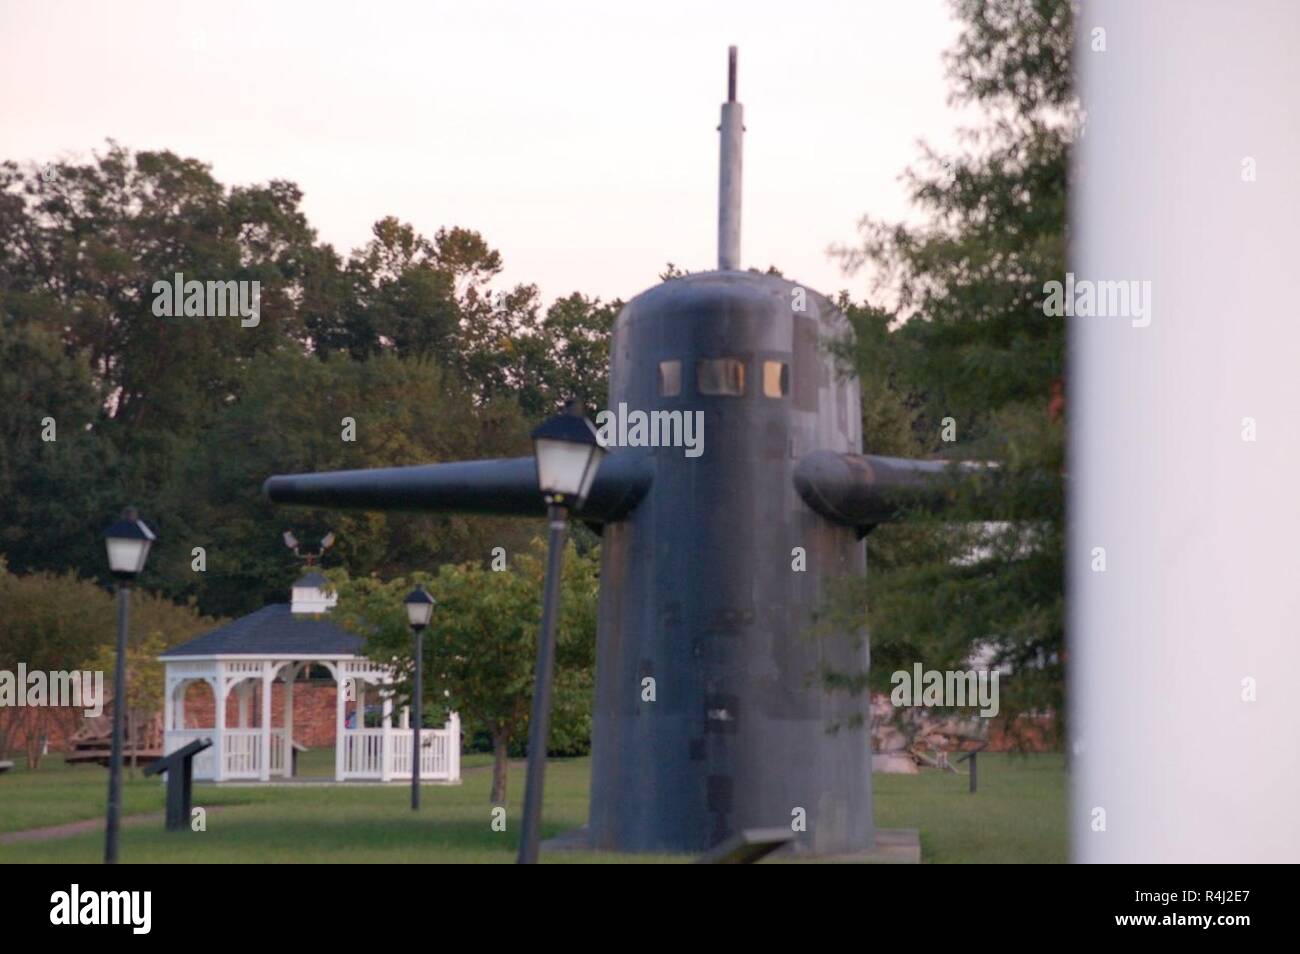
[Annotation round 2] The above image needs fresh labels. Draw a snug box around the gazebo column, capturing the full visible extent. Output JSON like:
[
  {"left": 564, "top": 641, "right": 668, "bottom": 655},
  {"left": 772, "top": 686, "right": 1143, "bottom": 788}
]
[
  {"left": 334, "top": 668, "right": 346, "bottom": 782},
  {"left": 213, "top": 664, "right": 227, "bottom": 782},
  {"left": 380, "top": 687, "right": 393, "bottom": 782},
  {"left": 282, "top": 664, "right": 296, "bottom": 778},
  {"left": 448, "top": 711, "right": 461, "bottom": 782},
  {"left": 174, "top": 681, "right": 187, "bottom": 730},
  {"left": 259, "top": 662, "right": 272, "bottom": 781},
  {"left": 163, "top": 679, "right": 175, "bottom": 736}
]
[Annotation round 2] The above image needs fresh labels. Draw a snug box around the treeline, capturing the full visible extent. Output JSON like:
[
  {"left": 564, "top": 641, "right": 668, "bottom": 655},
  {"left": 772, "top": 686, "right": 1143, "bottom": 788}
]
[
  {"left": 0, "top": 143, "right": 617, "bottom": 619},
  {"left": 1, "top": 0, "right": 1072, "bottom": 752}
]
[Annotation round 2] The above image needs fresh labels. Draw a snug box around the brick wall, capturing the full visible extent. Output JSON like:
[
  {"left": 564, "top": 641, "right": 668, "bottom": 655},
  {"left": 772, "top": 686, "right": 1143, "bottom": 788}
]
[{"left": 180, "top": 680, "right": 341, "bottom": 747}]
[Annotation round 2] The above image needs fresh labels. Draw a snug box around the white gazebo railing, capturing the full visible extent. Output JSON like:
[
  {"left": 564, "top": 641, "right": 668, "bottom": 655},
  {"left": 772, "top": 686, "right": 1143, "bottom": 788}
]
[
  {"left": 343, "top": 730, "right": 385, "bottom": 778},
  {"left": 343, "top": 722, "right": 460, "bottom": 781}
]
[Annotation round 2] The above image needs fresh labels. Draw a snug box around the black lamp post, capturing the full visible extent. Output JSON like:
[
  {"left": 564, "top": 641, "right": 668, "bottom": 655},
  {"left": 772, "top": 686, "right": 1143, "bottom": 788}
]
[
  {"left": 403, "top": 585, "right": 435, "bottom": 811},
  {"left": 102, "top": 508, "right": 155, "bottom": 865},
  {"left": 517, "top": 402, "right": 606, "bottom": 864}
]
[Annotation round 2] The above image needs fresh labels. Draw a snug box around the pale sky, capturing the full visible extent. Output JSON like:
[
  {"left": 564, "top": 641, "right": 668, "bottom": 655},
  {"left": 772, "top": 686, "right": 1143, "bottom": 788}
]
[{"left": 1, "top": 0, "right": 969, "bottom": 305}]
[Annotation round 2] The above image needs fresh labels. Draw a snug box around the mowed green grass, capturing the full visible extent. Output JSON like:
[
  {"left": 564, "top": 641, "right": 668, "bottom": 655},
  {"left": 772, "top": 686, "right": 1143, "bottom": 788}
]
[
  {"left": 0, "top": 751, "right": 1067, "bottom": 863},
  {"left": 875, "top": 753, "right": 1068, "bottom": 863}
]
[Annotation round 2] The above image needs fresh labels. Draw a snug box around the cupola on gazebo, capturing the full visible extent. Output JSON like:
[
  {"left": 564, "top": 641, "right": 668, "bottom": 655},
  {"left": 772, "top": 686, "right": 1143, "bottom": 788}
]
[{"left": 159, "top": 573, "right": 460, "bottom": 783}]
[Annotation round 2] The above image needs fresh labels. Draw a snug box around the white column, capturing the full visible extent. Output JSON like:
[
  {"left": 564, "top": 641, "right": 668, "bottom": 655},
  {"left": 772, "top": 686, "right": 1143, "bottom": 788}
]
[
  {"left": 259, "top": 663, "right": 272, "bottom": 781},
  {"left": 213, "top": 665, "right": 226, "bottom": 782},
  {"left": 175, "top": 680, "right": 186, "bottom": 731},
  {"left": 1071, "top": 0, "right": 1300, "bottom": 862},
  {"left": 334, "top": 667, "right": 346, "bottom": 782},
  {"left": 283, "top": 664, "right": 296, "bottom": 778},
  {"left": 237, "top": 680, "right": 250, "bottom": 728},
  {"left": 380, "top": 684, "right": 393, "bottom": 782},
  {"left": 448, "top": 711, "right": 461, "bottom": 782},
  {"left": 163, "top": 677, "right": 175, "bottom": 736}
]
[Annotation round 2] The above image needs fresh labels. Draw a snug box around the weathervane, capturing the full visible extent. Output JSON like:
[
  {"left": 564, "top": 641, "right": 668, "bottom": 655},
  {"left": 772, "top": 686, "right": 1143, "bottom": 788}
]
[{"left": 282, "top": 529, "right": 335, "bottom": 567}]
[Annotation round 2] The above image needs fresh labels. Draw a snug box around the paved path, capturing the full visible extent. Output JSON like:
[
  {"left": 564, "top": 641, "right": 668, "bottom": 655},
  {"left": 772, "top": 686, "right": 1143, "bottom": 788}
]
[{"left": 1, "top": 807, "right": 226, "bottom": 845}]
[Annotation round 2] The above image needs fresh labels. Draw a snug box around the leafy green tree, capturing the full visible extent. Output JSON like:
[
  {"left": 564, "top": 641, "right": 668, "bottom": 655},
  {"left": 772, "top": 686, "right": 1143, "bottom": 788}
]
[
  {"left": 827, "top": 0, "right": 1073, "bottom": 740},
  {"left": 0, "top": 559, "right": 218, "bottom": 766},
  {"left": 89, "top": 630, "right": 167, "bottom": 774},
  {"left": 1, "top": 139, "right": 614, "bottom": 636},
  {"left": 163, "top": 349, "right": 539, "bottom": 618},
  {"left": 0, "top": 142, "right": 335, "bottom": 589},
  {"left": 3, "top": 143, "right": 317, "bottom": 440},
  {"left": 0, "top": 319, "right": 118, "bottom": 577},
  {"left": 330, "top": 538, "right": 599, "bottom": 805},
  {"left": 511, "top": 292, "right": 619, "bottom": 417}
]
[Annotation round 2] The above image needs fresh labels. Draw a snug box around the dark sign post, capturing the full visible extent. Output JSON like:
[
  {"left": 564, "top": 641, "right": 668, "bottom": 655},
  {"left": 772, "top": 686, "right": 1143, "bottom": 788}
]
[
  {"left": 143, "top": 738, "right": 213, "bottom": 832},
  {"left": 955, "top": 742, "right": 988, "bottom": 795}
]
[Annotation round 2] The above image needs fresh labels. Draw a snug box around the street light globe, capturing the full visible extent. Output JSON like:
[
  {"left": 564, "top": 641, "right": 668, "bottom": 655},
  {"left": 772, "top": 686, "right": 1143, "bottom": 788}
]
[
  {"left": 531, "top": 403, "right": 606, "bottom": 507},
  {"left": 103, "top": 509, "right": 156, "bottom": 580},
  {"left": 404, "top": 585, "right": 436, "bottom": 630}
]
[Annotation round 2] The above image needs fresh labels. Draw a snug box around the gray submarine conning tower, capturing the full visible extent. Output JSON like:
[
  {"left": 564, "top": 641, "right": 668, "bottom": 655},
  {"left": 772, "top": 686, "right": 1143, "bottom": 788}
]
[
  {"left": 263, "top": 47, "right": 963, "bottom": 856},
  {"left": 590, "top": 48, "right": 872, "bottom": 853}
]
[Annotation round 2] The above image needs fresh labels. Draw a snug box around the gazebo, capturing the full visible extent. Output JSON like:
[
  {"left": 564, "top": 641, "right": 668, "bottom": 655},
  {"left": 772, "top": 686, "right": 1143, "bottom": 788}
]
[{"left": 159, "top": 573, "right": 460, "bottom": 783}]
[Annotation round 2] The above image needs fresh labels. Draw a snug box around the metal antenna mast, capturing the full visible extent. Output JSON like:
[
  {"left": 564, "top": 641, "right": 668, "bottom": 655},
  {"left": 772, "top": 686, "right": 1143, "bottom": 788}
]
[{"left": 718, "top": 45, "right": 743, "bottom": 270}]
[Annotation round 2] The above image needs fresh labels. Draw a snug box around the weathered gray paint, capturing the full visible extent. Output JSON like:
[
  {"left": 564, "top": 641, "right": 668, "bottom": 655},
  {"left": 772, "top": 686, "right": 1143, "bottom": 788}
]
[{"left": 588, "top": 271, "right": 872, "bottom": 854}]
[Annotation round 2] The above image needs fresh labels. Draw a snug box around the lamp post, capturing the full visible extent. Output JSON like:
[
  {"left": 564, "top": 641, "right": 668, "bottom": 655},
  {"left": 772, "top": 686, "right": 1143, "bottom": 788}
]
[
  {"left": 517, "top": 402, "right": 606, "bottom": 864},
  {"left": 403, "top": 585, "right": 435, "bottom": 811},
  {"left": 102, "top": 508, "right": 156, "bottom": 864}
]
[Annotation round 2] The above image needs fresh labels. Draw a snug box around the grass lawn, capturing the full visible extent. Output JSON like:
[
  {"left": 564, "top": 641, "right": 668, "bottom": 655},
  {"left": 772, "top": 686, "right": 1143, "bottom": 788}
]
[{"left": 0, "top": 750, "right": 1067, "bottom": 863}]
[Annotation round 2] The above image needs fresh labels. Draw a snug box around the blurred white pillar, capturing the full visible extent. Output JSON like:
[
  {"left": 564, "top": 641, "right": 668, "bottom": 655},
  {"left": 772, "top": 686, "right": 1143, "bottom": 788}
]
[{"left": 1071, "top": 0, "right": 1300, "bottom": 861}]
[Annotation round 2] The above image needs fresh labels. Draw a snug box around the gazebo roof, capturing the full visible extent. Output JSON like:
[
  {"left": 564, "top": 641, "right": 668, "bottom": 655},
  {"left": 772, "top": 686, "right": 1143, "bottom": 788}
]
[{"left": 161, "top": 604, "right": 364, "bottom": 659}]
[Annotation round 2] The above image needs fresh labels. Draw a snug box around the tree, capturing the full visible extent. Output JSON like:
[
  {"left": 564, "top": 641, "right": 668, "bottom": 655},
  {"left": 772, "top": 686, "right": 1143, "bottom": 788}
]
[
  {"left": 0, "top": 142, "right": 332, "bottom": 591},
  {"left": 330, "top": 538, "right": 599, "bottom": 805},
  {"left": 0, "top": 319, "right": 119, "bottom": 578},
  {"left": 0, "top": 559, "right": 218, "bottom": 766},
  {"left": 89, "top": 631, "right": 167, "bottom": 774},
  {"left": 1, "top": 141, "right": 619, "bottom": 622},
  {"left": 827, "top": 0, "right": 1074, "bottom": 740},
  {"left": 511, "top": 292, "right": 620, "bottom": 417},
  {"left": 163, "top": 349, "right": 539, "bottom": 618},
  {"left": 2, "top": 143, "right": 318, "bottom": 442}
]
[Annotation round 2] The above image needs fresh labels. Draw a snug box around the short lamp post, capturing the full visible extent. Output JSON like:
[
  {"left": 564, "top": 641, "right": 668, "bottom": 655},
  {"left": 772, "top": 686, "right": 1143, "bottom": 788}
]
[
  {"left": 517, "top": 402, "right": 606, "bottom": 864},
  {"left": 103, "top": 508, "right": 156, "bottom": 865},
  {"left": 404, "top": 585, "right": 435, "bottom": 812}
]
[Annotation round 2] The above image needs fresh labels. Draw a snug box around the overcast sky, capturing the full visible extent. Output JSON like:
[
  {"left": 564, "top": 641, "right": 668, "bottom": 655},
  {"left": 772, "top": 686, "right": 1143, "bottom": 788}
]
[{"left": 1, "top": 0, "right": 970, "bottom": 305}]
